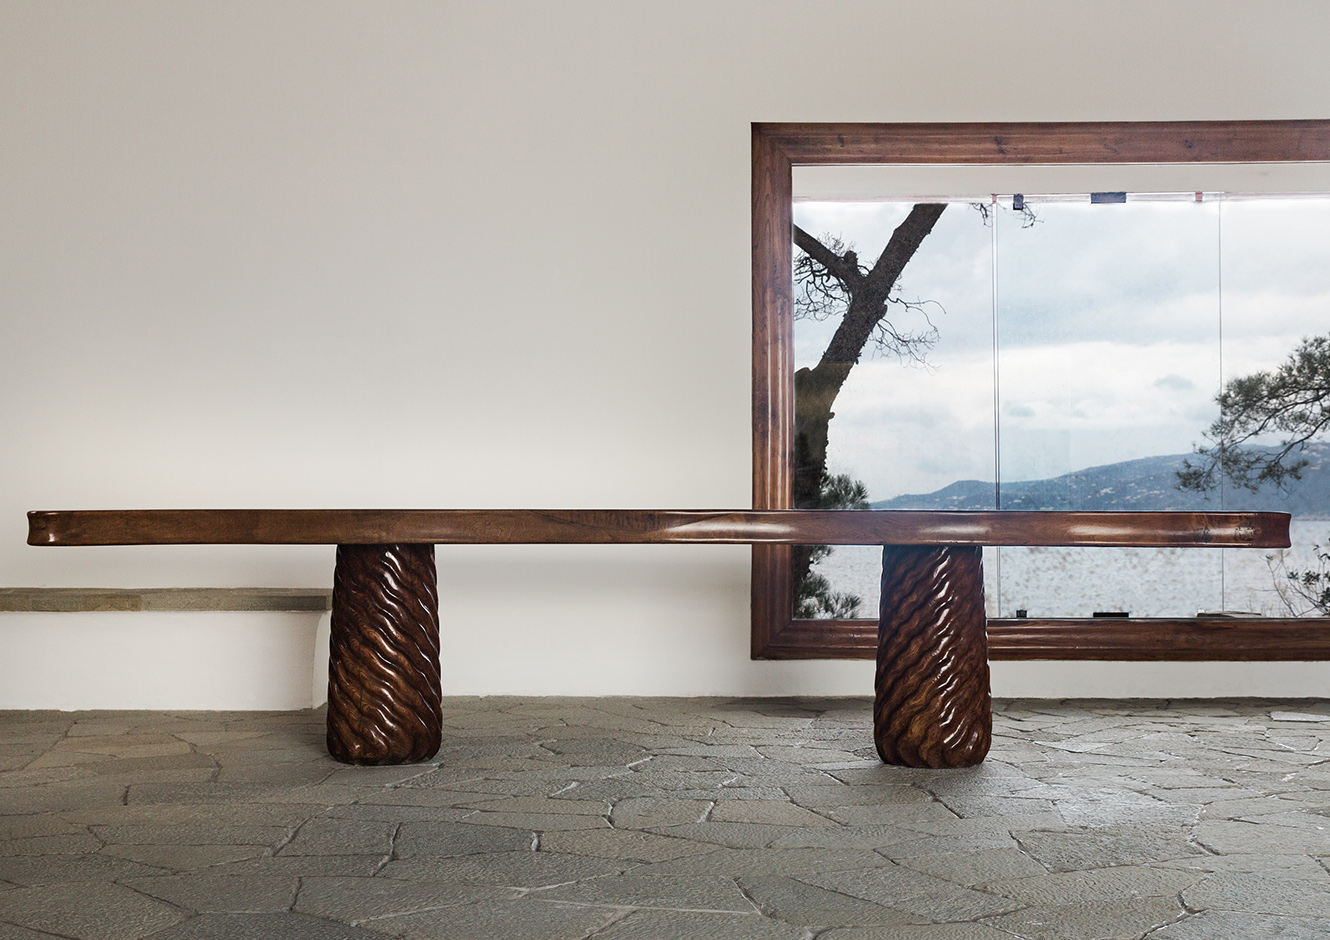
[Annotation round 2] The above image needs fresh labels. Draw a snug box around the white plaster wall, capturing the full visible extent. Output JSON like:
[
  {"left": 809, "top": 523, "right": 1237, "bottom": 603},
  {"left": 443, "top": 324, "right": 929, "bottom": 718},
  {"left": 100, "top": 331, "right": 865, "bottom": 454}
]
[
  {"left": 0, "top": 611, "right": 327, "bottom": 710},
  {"left": 2, "top": 1, "right": 1329, "bottom": 708}
]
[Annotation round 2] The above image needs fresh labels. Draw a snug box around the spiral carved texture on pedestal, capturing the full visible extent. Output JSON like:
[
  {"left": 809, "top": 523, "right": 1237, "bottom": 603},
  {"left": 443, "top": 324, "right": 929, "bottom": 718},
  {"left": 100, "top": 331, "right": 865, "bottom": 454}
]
[
  {"left": 874, "top": 545, "right": 991, "bottom": 768},
  {"left": 327, "top": 544, "right": 442, "bottom": 765}
]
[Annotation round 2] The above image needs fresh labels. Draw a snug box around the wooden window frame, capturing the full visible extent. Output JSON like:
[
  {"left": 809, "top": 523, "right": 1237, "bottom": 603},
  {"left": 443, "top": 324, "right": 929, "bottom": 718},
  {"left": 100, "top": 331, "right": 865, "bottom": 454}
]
[{"left": 751, "top": 120, "right": 1330, "bottom": 661}]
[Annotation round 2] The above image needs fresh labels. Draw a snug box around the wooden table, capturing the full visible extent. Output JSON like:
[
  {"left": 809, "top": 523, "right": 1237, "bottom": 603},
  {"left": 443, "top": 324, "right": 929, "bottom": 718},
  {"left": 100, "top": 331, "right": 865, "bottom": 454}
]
[{"left": 27, "top": 509, "right": 1289, "bottom": 768}]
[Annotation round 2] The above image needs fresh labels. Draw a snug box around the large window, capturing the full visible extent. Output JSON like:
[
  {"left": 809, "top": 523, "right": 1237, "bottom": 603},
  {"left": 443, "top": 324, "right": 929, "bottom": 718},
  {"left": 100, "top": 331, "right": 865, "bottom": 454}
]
[{"left": 751, "top": 122, "right": 1330, "bottom": 660}]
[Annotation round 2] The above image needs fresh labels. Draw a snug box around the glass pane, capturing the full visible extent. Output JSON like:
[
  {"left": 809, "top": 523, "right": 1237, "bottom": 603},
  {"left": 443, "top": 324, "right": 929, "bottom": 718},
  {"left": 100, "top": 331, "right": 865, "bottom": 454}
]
[
  {"left": 993, "top": 198, "right": 1223, "bottom": 617},
  {"left": 1219, "top": 197, "right": 1330, "bottom": 616},
  {"left": 791, "top": 201, "right": 996, "bottom": 617}
]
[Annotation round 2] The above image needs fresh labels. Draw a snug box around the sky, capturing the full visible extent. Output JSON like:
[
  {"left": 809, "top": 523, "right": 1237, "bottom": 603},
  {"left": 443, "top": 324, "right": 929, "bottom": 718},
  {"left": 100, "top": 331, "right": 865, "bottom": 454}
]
[{"left": 792, "top": 194, "right": 1330, "bottom": 502}]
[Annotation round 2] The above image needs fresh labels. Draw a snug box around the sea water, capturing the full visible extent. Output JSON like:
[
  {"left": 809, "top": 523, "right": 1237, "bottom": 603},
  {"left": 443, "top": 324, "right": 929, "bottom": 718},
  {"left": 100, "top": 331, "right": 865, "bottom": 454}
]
[{"left": 813, "top": 518, "right": 1330, "bottom": 619}]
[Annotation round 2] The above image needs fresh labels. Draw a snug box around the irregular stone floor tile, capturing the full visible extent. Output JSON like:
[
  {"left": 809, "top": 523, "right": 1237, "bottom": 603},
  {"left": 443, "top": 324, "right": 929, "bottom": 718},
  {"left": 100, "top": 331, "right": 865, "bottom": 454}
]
[
  {"left": 3, "top": 699, "right": 1330, "bottom": 938},
  {"left": 1147, "top": 910, "right": 1330, "bottom": 939},
  {"left": 124, "top": 873, "right": 299, "bottom": 913},
  {"left": 587, "top": 909, "right": 806, "bottom": 939},
  {"left": 1181, "top": 870, "right": 1330, "bottom": 917},
  {"left": 365, "top": 898, "right": 622, "bottom": 940},
  {"left": 0, "top": 881, "right": 186, "bottom": 940},
  {"left": 531, "top": 872, "right": 755, "bottom": 912},
  {"left": 820, "top": 925, "right": 1022, "bottom": 940},
  {"left": 0, "top": 921, "right": 72, "bottom": 940},
  {"left": 295, "top": 875, "right": 518, "bottom": 922},
  {"left": 980, "top": 894, "right": 1183, "bottom": 940},
  {"left": 138, "top": 913, "right": 395, "bottom": 939}
]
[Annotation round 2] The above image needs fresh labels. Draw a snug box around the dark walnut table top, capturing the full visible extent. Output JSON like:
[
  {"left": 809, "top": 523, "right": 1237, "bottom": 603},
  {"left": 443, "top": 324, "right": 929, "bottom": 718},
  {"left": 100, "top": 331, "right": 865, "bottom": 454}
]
[{"left": 27, "top": 509, "right": 1290, "bottom": 548}]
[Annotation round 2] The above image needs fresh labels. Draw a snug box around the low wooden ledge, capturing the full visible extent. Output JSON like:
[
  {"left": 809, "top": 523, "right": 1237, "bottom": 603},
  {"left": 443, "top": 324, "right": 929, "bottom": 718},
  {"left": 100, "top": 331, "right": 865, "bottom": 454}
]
[
  {"left": 0, "top": 587, "right": 331, "bottom": 613},
  {"left": 27, "top": 509, "right": 1290, "bottom": 548},
  {"left": 759, "top": 616, "right": 1330, "bottom": 662}
]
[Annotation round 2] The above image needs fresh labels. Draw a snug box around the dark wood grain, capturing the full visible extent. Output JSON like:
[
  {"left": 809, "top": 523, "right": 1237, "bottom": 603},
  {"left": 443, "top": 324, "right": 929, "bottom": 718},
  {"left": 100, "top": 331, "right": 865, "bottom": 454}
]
[
  {"left": 751, "top": 123, "right": 797, "bottom": 660},
  {"left": 326, "top": 544, "right": 441, "bottom": 765},
  {"left": 751, "top": 617, "right": 1330, "bottom": 662},
  {"left": 752, "top": 619, "right": 881, "bottom": 659},
  {"left": 750, "top": 119, "right": 1330, "bottom": 660},
  {"left": 875, "top": 546, "right": 991, "bottom": 767},
  {"left": 26, "top": 509, "right": 1289, "bottom": 548},
  {"left": 758, "top": 120, "right": 1330, "bottom": 165},
  {"left": 752, "top": 124, "right": 794, "bottom": 512},
  {"left": 988, "top": 617, "right": 1330, "bottom": 661}
]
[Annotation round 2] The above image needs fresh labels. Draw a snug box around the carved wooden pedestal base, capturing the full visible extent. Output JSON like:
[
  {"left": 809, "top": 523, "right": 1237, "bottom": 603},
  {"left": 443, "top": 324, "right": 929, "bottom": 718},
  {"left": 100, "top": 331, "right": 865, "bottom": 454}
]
[
  {"left": 875, "top": 545, "right": 991, "bottom": 768},
  {"left": 326, "top": 544, "right": 442, "bottom": 765}
]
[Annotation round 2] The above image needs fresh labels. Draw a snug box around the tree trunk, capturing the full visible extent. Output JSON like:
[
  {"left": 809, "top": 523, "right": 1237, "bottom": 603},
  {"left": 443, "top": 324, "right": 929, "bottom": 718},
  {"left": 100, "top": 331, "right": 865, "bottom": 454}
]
[{"left": 791, "top": 203, "right": 947, "bottom": 602}]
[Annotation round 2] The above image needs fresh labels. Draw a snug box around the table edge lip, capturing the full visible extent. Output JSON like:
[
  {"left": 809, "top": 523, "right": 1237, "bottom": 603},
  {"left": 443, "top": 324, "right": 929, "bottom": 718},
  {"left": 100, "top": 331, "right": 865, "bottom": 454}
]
[{"left": 26, "top": 508, "right": 1293, "bottom": 549}]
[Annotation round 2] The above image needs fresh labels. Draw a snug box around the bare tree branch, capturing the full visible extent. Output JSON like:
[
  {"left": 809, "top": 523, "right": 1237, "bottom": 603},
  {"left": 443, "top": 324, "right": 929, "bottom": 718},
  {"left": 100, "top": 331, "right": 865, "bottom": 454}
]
[
  {"left": 818, "top": 204, "right": 947, "bottom": 369},
  {"left": 788, "top": 205, "right": 947, "bottom": 605},
  {"left": 793, "top": 225, "right": 863, "bottom": 288},
  {"left": 793, "top": 231, "right": 855, "bottom": 323}
]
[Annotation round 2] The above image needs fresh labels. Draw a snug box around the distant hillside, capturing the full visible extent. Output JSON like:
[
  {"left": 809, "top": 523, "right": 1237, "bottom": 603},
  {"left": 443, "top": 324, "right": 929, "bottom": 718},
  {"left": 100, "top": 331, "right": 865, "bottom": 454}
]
[{"left": 870, "top": 443, "right": 1330, "bottom": 518}]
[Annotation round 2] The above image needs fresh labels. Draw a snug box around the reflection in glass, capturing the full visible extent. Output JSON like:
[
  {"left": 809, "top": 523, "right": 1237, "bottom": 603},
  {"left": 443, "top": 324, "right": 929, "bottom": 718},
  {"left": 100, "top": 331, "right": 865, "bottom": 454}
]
[
  {"left": 1218, "top": 199, "right": 1330, "bottom": 616},
  {"left": 791, "top": 191, "right": 1330, "bottom": 620},
  {"left": 994, "top": 199, "right": 1222, "bottom": 617},
  {"left": 791, "top": 200, "right": 995, "bottom": 616}
]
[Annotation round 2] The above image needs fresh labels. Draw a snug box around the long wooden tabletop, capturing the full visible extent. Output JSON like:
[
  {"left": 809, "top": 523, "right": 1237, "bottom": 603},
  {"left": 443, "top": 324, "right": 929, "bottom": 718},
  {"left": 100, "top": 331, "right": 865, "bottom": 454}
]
[{"left": 27, "top": 509, "right": 1290, "bottom": 548}]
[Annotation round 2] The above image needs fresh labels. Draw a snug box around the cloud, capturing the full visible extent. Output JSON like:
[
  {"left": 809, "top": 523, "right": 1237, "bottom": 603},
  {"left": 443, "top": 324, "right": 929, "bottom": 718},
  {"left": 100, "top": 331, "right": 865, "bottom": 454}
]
[
  {"left": 793, "top": 195, "right": 1330, "bottom": 498},
  {"left": 1154, "top": 374, "right": 1196, "bottom": 392},
  {"left": 822, "top": 339, "right": 1223, "bottom": 498},
  {"left": 795, "top": 197, "right": 1330, "bottom": 359}
]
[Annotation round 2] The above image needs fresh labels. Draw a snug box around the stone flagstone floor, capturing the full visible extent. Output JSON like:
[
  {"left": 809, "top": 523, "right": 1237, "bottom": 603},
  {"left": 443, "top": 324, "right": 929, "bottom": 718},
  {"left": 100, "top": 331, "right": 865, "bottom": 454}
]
[{"left": 4, "top": 698, "right": 1330, "bottom": 939}]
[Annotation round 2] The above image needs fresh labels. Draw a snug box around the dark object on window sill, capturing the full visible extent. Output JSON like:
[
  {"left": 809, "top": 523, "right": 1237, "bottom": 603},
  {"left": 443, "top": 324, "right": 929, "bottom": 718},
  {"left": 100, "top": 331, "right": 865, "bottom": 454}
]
[
  {"left": 1015, "top": 609, "right": 1028, "bottom": 619},
  {"left": 1093, "top": 611, "right": 1130, "bottom": 618}
]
